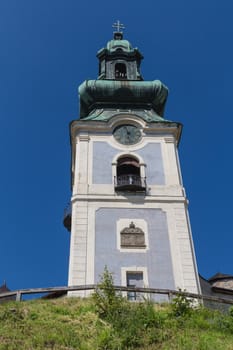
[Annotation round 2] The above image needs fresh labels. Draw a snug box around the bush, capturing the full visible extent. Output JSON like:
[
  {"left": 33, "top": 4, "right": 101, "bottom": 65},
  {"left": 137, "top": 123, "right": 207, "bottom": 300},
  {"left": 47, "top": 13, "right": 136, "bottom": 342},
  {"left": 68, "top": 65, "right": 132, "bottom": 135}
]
[
  {"left": 92, "top": 267, "right": 169, "bottom": 348},
  {"left": 92, "top": 266, "right": 124, "bottom": 321},
  {"left": 171, "top": 289, "right": 193, "bottom": 317}
]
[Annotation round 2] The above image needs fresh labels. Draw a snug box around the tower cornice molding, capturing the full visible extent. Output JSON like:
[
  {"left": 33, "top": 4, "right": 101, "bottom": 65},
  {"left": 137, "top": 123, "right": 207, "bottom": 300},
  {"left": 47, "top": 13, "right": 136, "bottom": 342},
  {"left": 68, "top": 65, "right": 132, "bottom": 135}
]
[
  {"left": 164, "top": 136, "right": 176, "bottom": 143},
  {"left": 70, "top": 117, "right": 182, "bottom": 143},
  {"left": 71, "top": 194, "right": 189, "bottom": 204},
  {"left": 71, "top": 118, "right": 181, "bottom": 128},
  {"left": 78, "top": 133, "right": 90, "bottom": 142}
]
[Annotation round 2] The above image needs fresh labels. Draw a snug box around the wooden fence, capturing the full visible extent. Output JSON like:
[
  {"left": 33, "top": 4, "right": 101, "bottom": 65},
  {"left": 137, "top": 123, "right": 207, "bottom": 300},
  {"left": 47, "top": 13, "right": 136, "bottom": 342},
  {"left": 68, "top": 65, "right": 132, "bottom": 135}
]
[{"left": 0, "top": 285, "right": 233, "bottom": 307}]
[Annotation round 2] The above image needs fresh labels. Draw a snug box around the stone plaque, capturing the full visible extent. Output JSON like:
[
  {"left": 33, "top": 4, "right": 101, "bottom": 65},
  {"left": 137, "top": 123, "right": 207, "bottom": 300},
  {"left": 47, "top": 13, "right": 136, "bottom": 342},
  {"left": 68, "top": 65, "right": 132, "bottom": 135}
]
[{"left": 120, "top": 222, "right": 146, "bottom": 248}]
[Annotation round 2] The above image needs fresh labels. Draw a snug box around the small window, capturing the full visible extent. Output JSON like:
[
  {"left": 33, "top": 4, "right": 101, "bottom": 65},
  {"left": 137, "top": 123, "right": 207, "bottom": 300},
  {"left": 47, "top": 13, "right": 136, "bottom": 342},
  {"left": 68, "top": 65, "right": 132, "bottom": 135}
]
[
  {"left": 115, "top": 63, "right": 127, "bottom": 79},
  {"left": 120, "top": 222, "right": 146, "bottom": 249},
  {"left": 127, "top": 272, "right": 143, "bottom": 301}
]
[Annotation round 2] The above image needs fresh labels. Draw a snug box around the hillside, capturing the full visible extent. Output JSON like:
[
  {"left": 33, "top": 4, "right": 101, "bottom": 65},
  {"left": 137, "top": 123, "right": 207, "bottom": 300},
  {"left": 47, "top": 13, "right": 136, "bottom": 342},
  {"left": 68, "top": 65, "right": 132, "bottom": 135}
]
[{"left": 0, "top": 295, "right": 233, "bottom": 350}]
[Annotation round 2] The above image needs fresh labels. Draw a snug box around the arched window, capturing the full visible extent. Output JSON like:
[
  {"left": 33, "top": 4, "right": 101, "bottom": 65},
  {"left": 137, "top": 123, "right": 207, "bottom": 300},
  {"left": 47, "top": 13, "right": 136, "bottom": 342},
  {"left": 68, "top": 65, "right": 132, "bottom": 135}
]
[
  {"left": 115, "top": 63, "right": 127, "bottom": 79},
  {"left": 114, "top": 156, "right": 146, "bottom": 192},
  {"left": 117, "top": 156, "right": 140, "bottom": 177}
]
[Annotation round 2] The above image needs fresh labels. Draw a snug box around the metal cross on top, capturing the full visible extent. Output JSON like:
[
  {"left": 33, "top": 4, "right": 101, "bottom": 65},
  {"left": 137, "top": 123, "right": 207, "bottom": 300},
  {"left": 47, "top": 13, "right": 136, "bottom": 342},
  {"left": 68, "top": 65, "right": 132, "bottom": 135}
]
[{"left": 112, "top": 20, "right": 125, "bottom": 33}]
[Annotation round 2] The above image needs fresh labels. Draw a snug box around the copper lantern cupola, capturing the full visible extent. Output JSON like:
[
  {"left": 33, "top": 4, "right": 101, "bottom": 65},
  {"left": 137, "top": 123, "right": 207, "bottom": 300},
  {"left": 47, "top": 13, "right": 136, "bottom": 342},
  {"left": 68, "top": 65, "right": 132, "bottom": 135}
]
[{"left": 96, "top": 30, "right": 144, "bottom": 81}]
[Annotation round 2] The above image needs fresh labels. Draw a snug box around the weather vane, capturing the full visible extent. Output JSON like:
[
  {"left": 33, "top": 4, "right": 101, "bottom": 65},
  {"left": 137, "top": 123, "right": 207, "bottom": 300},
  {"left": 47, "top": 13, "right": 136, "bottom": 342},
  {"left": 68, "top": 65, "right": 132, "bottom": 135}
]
[{"left": 112, "top": 20, "right": 125, "bottom": 33}]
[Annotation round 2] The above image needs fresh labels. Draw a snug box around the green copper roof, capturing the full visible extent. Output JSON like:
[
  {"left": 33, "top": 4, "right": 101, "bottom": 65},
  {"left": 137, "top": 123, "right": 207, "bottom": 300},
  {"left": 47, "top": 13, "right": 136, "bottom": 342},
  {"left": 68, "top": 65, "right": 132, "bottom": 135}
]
[
  {"left": 79, "top": 80, "right": 168, "bottom": 119},
  {"left": 78, "top": 31, "right": 170, "bottom": 124},
  {"left": 106, "top": 39, "right": 133, "bottom": 53}
]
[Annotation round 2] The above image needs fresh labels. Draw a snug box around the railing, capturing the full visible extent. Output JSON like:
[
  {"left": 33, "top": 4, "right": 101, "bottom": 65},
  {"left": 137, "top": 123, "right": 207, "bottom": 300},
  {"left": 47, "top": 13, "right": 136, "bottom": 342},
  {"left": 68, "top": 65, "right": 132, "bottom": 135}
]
[
  {"left": 1, "top": 285, "right": 233, "bottom": 310},
  {"left": 63, "top": 204, "right": 71, "bottom": 231},
  {"left": 114, "top": 175, "right": 146, "bottom": 192}
]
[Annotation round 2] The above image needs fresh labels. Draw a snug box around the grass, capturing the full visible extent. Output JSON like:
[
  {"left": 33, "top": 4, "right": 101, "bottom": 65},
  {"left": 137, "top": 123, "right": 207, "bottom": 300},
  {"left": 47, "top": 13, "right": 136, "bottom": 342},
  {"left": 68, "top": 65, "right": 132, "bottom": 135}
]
[
  {"left": 0, "top": 296, "right": 233, "bottom": 349},
  {"left": 0, "top": 270, "right": 233, "bottom": 350}
]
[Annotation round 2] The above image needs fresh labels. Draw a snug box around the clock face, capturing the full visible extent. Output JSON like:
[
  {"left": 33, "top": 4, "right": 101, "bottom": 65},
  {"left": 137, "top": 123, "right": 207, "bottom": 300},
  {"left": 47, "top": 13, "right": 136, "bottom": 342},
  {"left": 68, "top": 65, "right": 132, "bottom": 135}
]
[{"left": 113, "top": 125, "right": 142, "bottom": 145}]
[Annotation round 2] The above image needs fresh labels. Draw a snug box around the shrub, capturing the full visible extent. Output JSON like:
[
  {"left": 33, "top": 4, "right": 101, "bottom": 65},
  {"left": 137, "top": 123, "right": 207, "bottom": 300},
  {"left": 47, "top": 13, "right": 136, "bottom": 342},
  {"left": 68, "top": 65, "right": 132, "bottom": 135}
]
[
  {"left": 92, "top": 266, "right": 124, "bottom": 321},
  {"left": 92, "top": 267, "right": 169, "bottom": 348},
  {"left": 171, "top": 289, "right": 193, "bottom": 317}
]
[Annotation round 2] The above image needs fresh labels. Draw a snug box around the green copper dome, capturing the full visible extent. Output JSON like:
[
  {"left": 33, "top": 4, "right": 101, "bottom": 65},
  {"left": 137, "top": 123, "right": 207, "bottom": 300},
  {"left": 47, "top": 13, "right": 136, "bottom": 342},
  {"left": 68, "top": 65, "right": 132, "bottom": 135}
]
[
  {"left": 106, "top": 39, "right": 133, "bottom": 53},
  {"left": 79, "top": 80, "right": 168, "bottom": 119},
  {"left": 78, "top": 29, "right": 170, "bottom": 123}
]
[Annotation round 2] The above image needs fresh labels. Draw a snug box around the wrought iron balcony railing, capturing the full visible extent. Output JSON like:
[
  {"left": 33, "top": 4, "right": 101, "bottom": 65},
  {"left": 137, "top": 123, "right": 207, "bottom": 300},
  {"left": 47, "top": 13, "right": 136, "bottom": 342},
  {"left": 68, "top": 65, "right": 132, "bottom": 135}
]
[
  {"left": 63, "top": 204, "right": 71, "bottom": 232},
  {"left": 114, "top": 175, "right": 146, "bottom": 192}
]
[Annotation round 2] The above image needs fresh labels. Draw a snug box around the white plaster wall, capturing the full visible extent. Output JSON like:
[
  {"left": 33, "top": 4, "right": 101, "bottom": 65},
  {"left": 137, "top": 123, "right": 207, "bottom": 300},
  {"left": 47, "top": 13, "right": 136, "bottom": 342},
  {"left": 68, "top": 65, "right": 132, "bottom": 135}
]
[
  {"left": 71, "top": 117, "right": 184, "bottom": 199},
  {"left": 68, "top": 117, "right": 200, "bottom": 297},
  {"left": 68, "top": 198, "right": 200, "bottom": 296}
]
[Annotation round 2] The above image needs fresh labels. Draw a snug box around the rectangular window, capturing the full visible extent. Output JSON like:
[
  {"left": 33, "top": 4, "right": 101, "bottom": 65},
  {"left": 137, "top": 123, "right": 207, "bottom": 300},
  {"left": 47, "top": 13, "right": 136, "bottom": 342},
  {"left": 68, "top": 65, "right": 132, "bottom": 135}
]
[{"left": 126, "top": 272, "right": 143, "bottom": 301}]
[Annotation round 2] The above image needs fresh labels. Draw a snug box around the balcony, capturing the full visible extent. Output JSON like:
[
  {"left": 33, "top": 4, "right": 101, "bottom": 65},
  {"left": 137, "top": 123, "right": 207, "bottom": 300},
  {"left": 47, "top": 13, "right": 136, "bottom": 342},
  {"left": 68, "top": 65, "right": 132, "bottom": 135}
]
[
  {"left": 63, "top": 204, "right": 71, "bottom": 232},
  {"left": 114, "top": 175, "right": 146, "bottom": 192}
]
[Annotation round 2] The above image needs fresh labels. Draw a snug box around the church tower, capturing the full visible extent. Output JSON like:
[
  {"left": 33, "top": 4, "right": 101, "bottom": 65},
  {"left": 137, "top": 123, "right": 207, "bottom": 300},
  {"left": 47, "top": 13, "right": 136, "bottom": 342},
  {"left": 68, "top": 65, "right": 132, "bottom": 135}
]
[{"left": 64, "top": 23, "right": 201, "bottom": 298}]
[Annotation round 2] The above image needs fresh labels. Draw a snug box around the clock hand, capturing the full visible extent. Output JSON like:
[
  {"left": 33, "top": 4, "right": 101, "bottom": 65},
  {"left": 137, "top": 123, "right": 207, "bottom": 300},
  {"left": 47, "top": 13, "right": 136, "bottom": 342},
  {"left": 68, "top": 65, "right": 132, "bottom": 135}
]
[{"left": 124, "top": 126, "right": 129, "bottom": 134}]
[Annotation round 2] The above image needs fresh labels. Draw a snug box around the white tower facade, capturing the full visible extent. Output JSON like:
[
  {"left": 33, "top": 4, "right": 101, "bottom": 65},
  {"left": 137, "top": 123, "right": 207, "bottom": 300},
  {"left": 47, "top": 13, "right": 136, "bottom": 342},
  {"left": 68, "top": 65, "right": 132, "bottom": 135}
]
[{"left": 65, "top": 29, "right": 201, "bottom": 298}]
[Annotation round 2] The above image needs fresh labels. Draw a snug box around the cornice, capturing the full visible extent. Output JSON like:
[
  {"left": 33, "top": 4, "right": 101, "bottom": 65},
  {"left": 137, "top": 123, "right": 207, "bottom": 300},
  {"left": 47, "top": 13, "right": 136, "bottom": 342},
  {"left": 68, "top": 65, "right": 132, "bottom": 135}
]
[
  {"left": 71, "top": 194, "right": 188, "bottom": 205},
  {"left": 70, "top": 116, "right": 182, "bottom": 143}
]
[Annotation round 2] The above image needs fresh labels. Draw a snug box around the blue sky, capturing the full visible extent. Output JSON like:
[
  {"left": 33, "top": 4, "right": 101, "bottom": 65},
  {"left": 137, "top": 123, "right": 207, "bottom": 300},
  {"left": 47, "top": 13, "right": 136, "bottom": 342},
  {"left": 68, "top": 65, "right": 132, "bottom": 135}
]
[{"left": 0, "top": 0, "right": 232, "bottom": 291}]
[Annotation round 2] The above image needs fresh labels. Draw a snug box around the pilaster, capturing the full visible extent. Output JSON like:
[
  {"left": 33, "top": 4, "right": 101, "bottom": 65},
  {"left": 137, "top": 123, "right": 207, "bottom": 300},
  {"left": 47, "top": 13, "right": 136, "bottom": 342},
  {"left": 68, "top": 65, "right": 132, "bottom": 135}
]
[
  {"left": 68, "top": 200, "right": 88, "bottom": 297},
  {"left": 75, "top": 133, "right": 90, "bottom": 195}
]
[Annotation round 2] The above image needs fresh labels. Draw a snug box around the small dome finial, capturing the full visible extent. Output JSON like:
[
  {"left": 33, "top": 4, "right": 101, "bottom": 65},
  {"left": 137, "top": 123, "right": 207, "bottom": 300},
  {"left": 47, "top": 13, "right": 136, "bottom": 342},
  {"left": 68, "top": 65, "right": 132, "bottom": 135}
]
[{"left": 112, "top": 20, "right": 125, "bottom": 40}]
